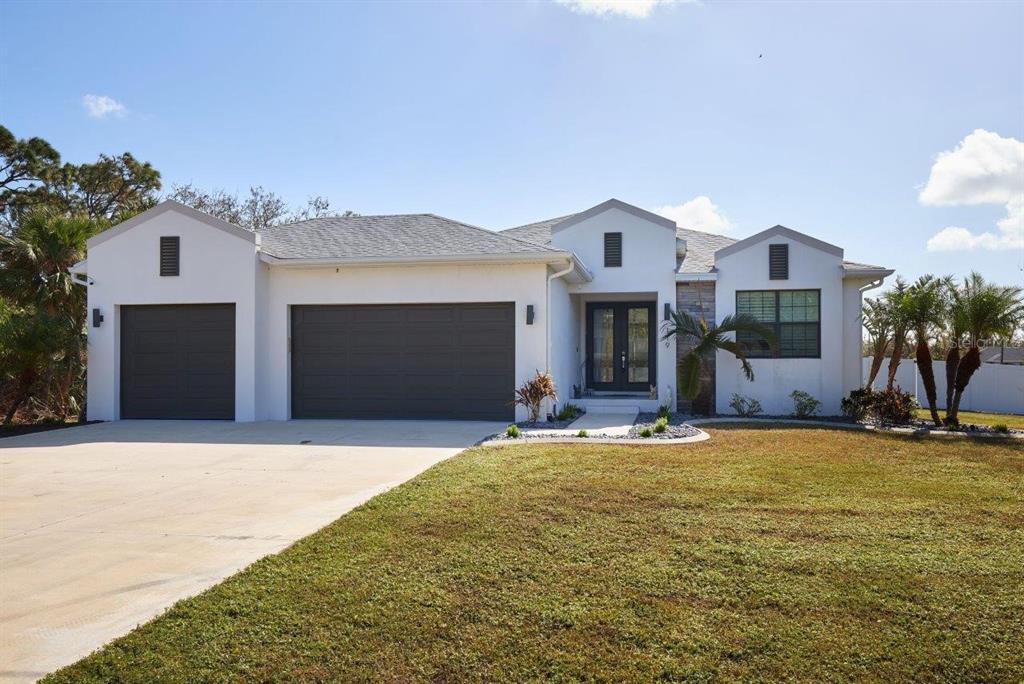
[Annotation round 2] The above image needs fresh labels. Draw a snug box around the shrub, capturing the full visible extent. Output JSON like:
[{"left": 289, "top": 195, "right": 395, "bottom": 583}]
[
  {"left": 656, "top": 404, "right": 671, "bottom": 420},
  {"left": 556, "top": 403, "right": 583, "bottom": 421},
  {"left": 653, "top": 416, "right": 668, "bottom": 433},
  {"left": 993, "top": 423, "right": 1009, "bottom": 434},
  {"left": 576, "top": 429, "right": 588, "bottom": 438},
  {"left": 790, "top": 390, "right": 821, "bottom": 418},
  {"left": 843, "top": 387, "right": 916, "bottom": 425},
  {"left": 871, "top": 386, "right": 917, "bottom": 424},
  {"left": 841, "top": 388, "right": 874, "bottom": 421},
  {"left": 513, "top": 371, "right": 557, "bottom": 423},
  {"left": 639, "top": 426, "right": 654, "bottom": 438},
  {"left": 506, "top": 424, "right": 521, "bottom": 438},
  {"left": 729, "top": 393, "right": 763, "bottom": 417}
]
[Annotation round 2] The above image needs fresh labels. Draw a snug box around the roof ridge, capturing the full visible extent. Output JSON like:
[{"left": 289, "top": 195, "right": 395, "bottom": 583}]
[
  {"left": 425, "top": 213, "right": 562, "bottom": 253},
  {"left": 265, "top": 212, "right": 437, "bottom": 230}
]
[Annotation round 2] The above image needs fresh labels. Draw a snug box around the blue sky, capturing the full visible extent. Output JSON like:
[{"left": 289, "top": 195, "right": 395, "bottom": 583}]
[{"left": 2, "top": 0, "right": 1022, "bottom": 286}]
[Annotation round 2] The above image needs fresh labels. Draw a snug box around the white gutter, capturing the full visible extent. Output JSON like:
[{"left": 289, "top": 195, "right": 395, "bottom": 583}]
[
  {"left": 259, "top": 251, "right": 576, "bottom": 268},
  {"left": 546, "top": 258, "right": 575, "bottom": 374},
  {"left": 843, "top": 267, "right": 895, "bottom": 279}
]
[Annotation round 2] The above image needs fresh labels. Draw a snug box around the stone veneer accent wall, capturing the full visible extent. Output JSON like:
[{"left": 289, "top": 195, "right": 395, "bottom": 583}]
[{"left": 675, "top": 281, "right": 716, "bottom": 414}]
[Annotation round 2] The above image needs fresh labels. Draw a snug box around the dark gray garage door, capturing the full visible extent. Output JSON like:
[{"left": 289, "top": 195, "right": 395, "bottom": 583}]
[
  {"left": 121, "top": 304, "right": 235, "bottom": 419},
  {"left": 291, "top": 303, "right": 514, "bottom": 420}
]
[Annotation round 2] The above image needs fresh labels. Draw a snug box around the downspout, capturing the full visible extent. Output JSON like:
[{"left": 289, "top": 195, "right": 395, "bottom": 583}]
[
  {"left": 546, "top": 258, "right": 575, "bottom": 373},
  {"left": 545, "top": 259, "right": 576, "bottom": 418}
]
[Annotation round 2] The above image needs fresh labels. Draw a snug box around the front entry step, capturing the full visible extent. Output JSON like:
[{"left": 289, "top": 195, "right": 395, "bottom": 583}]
[{"left": 577, "top": 397, "right": 660, "bottom": 413}]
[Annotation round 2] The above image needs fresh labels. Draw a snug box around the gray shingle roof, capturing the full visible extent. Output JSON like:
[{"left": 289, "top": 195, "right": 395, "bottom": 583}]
[
  {"left": 259, "top": 214, "right": 560, "bottom": 260},
  {"left": 842, "top": 260, "right": 889, "bottom": 271},
  {"left": 501, "top": 215, "right": 737, "bottom": 273}
]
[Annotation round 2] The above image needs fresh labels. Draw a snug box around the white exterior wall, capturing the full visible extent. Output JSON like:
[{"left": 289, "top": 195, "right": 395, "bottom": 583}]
[
  {"left": 261, "top": 262, "right": 549, "bottom": 421},
  {"left": 715, "top": 237, "right": 846, "bottom": 415},
  {"left": 552, "top": 207, "right": 678, "bottom": 407},
  {"left": 85, "top": 211, "right": 261, "bottom": 421}
]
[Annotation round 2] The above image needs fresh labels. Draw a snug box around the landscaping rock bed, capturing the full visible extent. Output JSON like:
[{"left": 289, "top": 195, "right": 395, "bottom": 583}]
[
  {"left": 866, "top": 418, "right": 1023, "bottom": 436},
  {"left": 629, "top": 412, "right": 703, "bottom": 439}
]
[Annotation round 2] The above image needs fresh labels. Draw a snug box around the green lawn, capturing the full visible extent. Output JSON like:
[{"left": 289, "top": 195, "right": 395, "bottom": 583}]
[
  {"left": 47, "top": 429, "right": 1023, "bottom": 683},
  {"left": 914, "top": 408, "right": 1024, "bottom": 430}
]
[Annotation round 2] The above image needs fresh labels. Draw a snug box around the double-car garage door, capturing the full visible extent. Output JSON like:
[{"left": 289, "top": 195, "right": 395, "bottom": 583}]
[
  {"left": 291, "top": 303, "right": 515, "bottom": 421},
  {"left": 119, "top": 302, "right": 514, "bottom": 421}
]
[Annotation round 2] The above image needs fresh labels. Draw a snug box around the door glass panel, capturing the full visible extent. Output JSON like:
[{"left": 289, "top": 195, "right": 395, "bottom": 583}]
[
  {"left": 627, "top": 307, "right": 649, "bottom": 383},
  {"left": 592, "top": 308, "right": 615, "bottom": 383}
]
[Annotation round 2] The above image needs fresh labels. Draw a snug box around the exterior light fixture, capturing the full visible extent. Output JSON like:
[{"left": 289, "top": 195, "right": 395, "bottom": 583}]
[
  {"left": 92, "top": 308, "right": 104, "bottom": 328},
  {"left": 526, "top": 305, "right": 535, "bottom": 325}
]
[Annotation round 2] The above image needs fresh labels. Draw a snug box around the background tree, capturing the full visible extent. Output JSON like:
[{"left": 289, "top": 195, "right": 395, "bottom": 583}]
[
  {"left": 945, "top": 273, "right": 1023, "bottom": 425},
  {"left": 167, "top": 183, "right": 355, "bottom": 230},
  {"left": 862, "top": 296, "right": 891, "bottom": 387},
  {"left": 662, "top": 308, "right": 776, "bottom": 415},
  {"left": 0, "top": 125, "right": 62, "bottom": 233},
  {"left": 1, "top": 126, "right": 161, "bottom": 230}
]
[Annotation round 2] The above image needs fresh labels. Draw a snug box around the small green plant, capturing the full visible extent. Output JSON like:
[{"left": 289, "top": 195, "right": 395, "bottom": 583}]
[
  {"left": 656, "top": 404, "right": 671, "bottom": 420},
  {"left": 576, "top": 429, "right": 588, "bottom": 438},
  {"left": 639, "top": 426, "right": 654, "bottom": 438},
  {"left": 790, "top": 390, "right": 821, "bottom": 418},
  {"left": 993, "top": 423, "right": 1009, "bottom": 434},
  {"left": 556, "top": 403, "right": 583, "bottom": 421},
  {"left": 729, "top": 393, "right": 763, "bottom": 417},
  {"left": 653, "top": 416, "right": 668, "bottom": 433},
  {"left": 506, "top": 424, "right": 521, "bottom": 438}
]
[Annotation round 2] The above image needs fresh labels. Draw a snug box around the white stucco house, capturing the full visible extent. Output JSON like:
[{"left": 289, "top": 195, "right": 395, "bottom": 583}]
[{"left": 75, "top": 198, "right": 891, "bottom": 422}]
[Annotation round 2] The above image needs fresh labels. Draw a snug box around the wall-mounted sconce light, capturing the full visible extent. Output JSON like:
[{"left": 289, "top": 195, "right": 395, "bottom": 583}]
[
  {"left": 92, "top": 308, "right": 104, "bottom": 328},
  {"left": 526, "top": 305, "right": 535, "bottom": 325},
  {"left": 664, "top": 303, "right": 671, "bottom": 321}
]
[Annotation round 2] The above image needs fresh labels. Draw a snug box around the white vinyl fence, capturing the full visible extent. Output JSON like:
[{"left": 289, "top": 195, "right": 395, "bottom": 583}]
[{"left": 863, "top": 358, "right": 1024, "bottom": 415}]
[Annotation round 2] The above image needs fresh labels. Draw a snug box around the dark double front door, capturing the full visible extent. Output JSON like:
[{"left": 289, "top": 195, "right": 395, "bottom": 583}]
[{"left": 586, "top": 302, "right": 656, "bottom": 392}]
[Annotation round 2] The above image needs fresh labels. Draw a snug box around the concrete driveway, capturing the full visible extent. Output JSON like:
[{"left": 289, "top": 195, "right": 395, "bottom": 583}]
[{"left": 0, "top": 419, "right": 501, "bottom": 682}]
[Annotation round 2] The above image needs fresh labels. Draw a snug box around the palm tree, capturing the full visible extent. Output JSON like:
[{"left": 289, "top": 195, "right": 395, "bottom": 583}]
[
  {"left": 662, "top": 309, "right": 776, "bottom": 415},
  {"left": 897, "top": 275, "right": 949, "bottom": 427},
  {"left": 945, "top": 272, "right": 1024, "bottom": 425},
  {"left": 862, "top": 296, "right": 891, "bottom": 388},
  {"left": 0, "top": 211, "right": 104, "bottom": 421},
  {"left": 884, "top": 277, "right": 912, "bottom": 390}
]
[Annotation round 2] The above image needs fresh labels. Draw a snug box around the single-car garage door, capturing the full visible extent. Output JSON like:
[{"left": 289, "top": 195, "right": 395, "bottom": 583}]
[
  {"left": 121, "top": 304, "right": 235, "bottom": 419},
  {"left": 291, "top": 303, "right": 514, "bottom": 420}
]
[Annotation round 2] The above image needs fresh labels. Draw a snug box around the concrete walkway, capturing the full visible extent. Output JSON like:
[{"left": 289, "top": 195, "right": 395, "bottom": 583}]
[
  {"left": 0, "top": 419, "right": 501, "bottom": 683},
  {"left": 564, "top": 410, "right": 639, "bottom": 437}
]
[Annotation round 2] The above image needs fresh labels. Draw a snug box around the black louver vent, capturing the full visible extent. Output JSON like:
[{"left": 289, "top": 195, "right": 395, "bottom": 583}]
[
  {"left": 769, "top": 243, "right": 788, "bottom": 280},
  {"left": 160, "top": 236, "right": 180, "bottom": 276},
  {"left": 604, "top": 232, "right": 622, "bottom": 267}
]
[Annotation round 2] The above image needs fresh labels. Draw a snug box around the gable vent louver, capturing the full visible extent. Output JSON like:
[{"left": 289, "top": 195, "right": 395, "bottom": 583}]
[
  {"left": 604, "top": 232, "right": 622, "bottom": 267},
  {"left": 769, "top": 243, "right": 788, "bottom": 280},
  {"left": 160, "top": 236, "right": 180, "bottom": 276}
]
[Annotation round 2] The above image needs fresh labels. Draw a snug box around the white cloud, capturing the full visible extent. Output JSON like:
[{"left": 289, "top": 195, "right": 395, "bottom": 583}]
[
  {"left": 554, "top": 0, "right": 683, "bottom": 19},
  {"left": 82, "top": 94, "right": 126, "bottom": 119},
  {"left": 653, "top": 195, "right": 732, "bottom": 233},
  {"left": 921, "top": 129, "right": 1024, "bottom": 251}
]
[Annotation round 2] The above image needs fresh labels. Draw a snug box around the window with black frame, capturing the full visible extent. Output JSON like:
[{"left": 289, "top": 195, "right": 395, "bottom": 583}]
[{"left": 736, "top": 290, "right": 820, "bottom": 358}]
